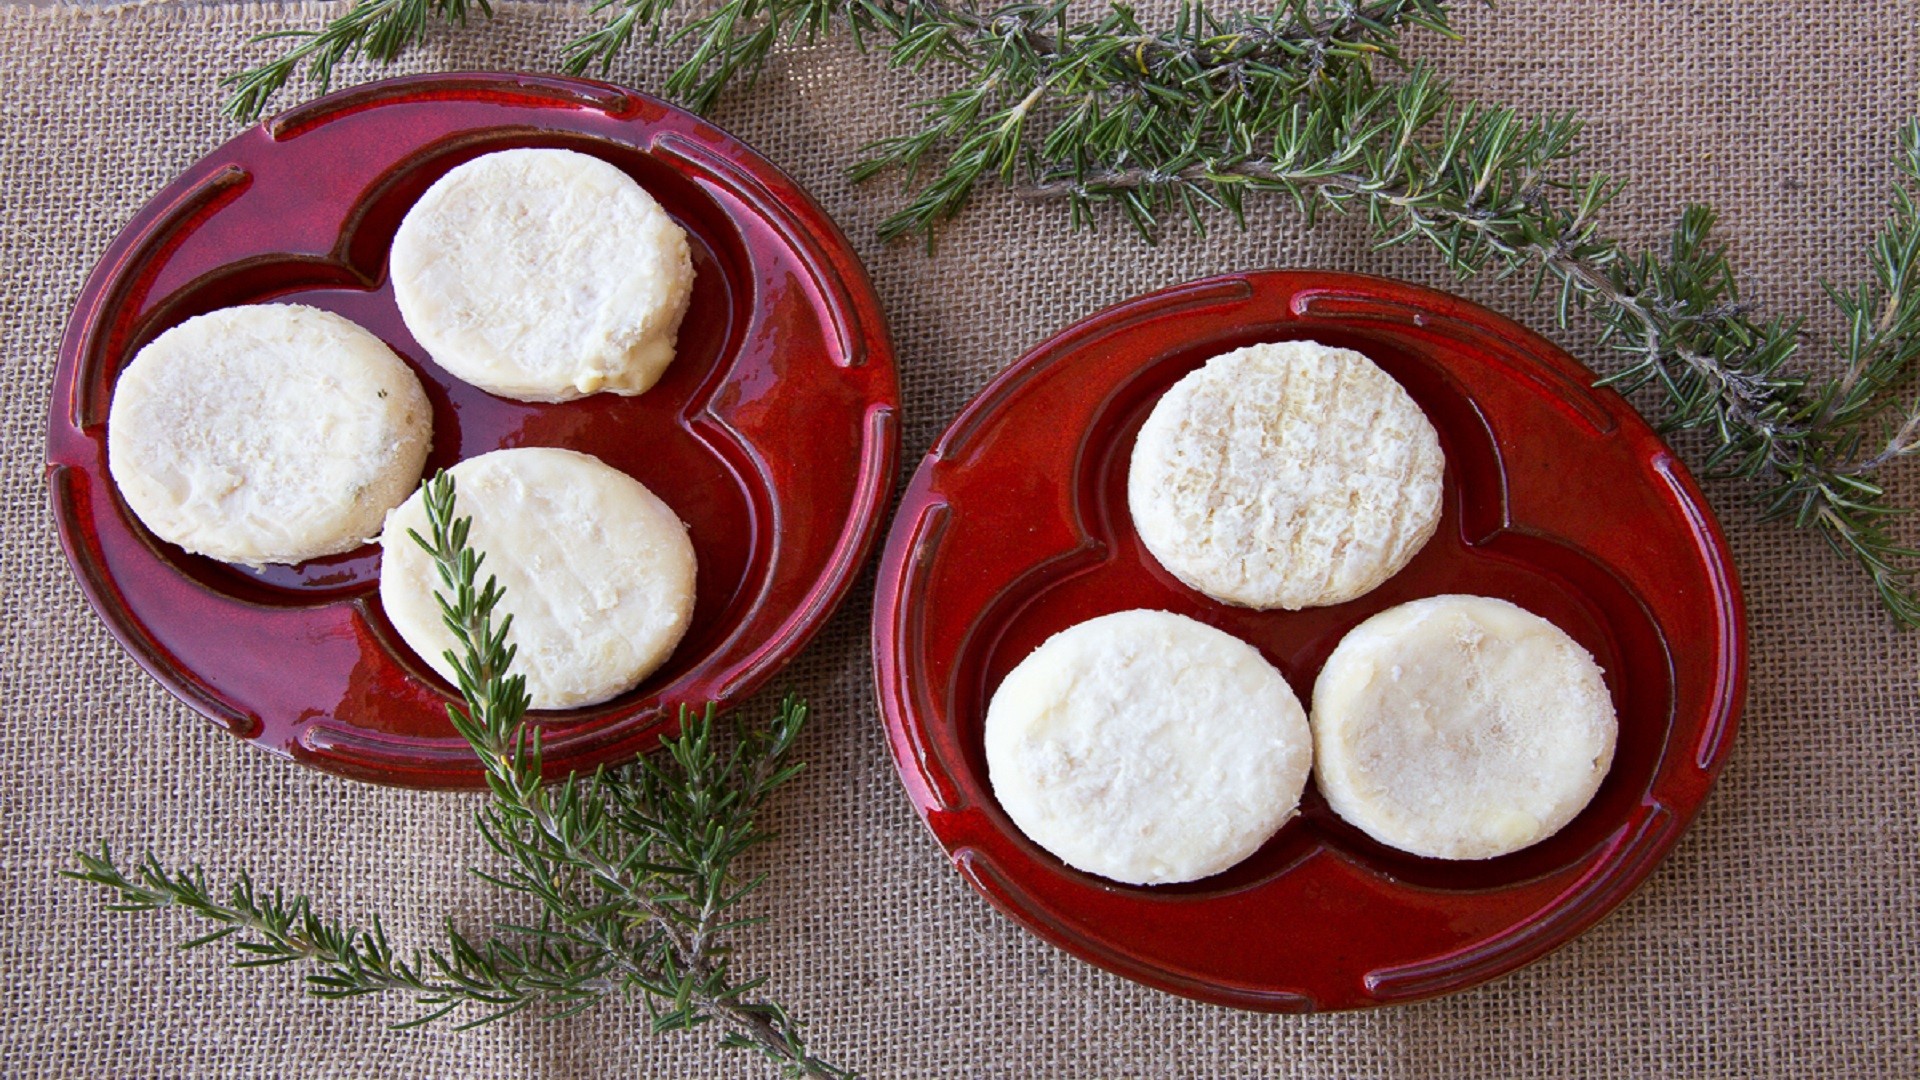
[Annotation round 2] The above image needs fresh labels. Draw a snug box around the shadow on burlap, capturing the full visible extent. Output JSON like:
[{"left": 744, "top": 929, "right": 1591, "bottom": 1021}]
[{"left": 1, "top": 2, "right": 1916, "bottom": 1076}]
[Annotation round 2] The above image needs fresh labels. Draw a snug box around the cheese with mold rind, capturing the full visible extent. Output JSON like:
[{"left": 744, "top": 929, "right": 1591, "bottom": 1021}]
[
  {"left": 1128, "top": 340, "right": 1444, "bottom": 610},
  {"left": 378, "top": 447, "right": 697, "bottom": 711},
  {"left": 985, "top": 609, "right": 1312, "bottom": 886},
  {"left": 106, "top": 303, "right": 432, "bottom": 567},
  {"left": 1311, "top": 594, "right": 1618, "bottom": 861},
  {"left": 391, "top": 148, "right": 694, "bottom": 403}
]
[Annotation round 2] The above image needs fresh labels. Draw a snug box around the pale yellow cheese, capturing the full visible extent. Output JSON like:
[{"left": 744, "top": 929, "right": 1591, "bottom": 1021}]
[
  {"left": 984, "top": 609, "right": 1312, "bottom": 885},
  {"left": 1128, "top": 340, "right": 1444, "bottom": 610},
  {"left": 106, "top": 304, "right": 432, "bottom": 567},
  {"left": 378, "top": 448, "right": 696, "bottom": 710},
  {"left": 1311, "top": 595, "right": 1618, "bottom": 860},
  {"left": 390, "top": 148, "right": 694, "bottom": 403}
]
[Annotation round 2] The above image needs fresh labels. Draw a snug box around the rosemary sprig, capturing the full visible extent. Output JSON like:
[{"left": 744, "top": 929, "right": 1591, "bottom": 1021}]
[
  {"left": 1009, "top": 62, "right": 1920, "bottom": 621},
  {"left": 65, "top": 841, "right": 609, "bottom": 1027},
  {"left": 845, "top": 0, "right": 1455, "bottom": 242},
  {"left": 68, "top": 472, "right": 849, "bottom": 1078},
  {"left": 220, "top": 0, "right": 492, "bottom": 122},
  {"left": 214, "top": 0, "right": 1920, "bottom": 619}
]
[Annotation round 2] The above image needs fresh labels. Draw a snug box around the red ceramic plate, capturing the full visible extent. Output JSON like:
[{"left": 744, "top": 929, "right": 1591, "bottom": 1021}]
[
  {"left": 47, "top": 73, "right": 898, "bottom": 788},
  {"left": 872, "top": 271, "right": 1744, "bottom": 1011}
]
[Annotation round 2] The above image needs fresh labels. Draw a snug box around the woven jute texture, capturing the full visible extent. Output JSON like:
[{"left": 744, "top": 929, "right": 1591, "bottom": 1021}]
[{"left": 4, "top": 2, "right": 1919, "bottom": 1076}]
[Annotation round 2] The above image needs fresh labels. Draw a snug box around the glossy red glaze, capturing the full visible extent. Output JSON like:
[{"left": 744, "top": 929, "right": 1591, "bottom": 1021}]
[
  {"left": 872, "top": 271, "right": 1745, "bottom": 1011},
  {"left": 47, "top": 74, "right": 898, "bottom": 788}
]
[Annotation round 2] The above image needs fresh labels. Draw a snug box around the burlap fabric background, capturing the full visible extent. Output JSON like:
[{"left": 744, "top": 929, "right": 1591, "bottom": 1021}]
[{"left": 3, "top": 1, "right": 1917, "bottom": 1075}]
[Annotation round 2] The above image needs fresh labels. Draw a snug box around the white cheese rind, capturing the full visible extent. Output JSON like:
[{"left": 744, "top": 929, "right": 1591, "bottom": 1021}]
[
  {"left": 105, "top": 303, "right": 433, "bottom": 568},
  {"left": 1311, "top": 594, "right": 1618, "bottom": 860},
  {"left": 391, "top": 148, "right": 694, "bottom": 403},
  {"left": 984, "top": 609, "right": 1312, "bottom": 885},
  {"left": 378, "top": 447, "right": 697, "bottom": 711},
  {"left": 1128, "top": 340, "right": 1445, "bottom": 610}
]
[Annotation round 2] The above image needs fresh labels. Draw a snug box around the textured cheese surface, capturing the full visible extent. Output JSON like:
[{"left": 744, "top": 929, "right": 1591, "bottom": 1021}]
[
  {"left": 379, "top": 448, "right": 697, "bottom": 711},
  {"left": 391, "top": 148, "right": 694, "bottom": 403},
  {"left": 105, "top": 304, "right": 432, "bottom": 567},
  {"left": 1312, "top": 595, "right": 1618, "bottom": 860},
  {"left": 984, "top": 609, "right": 1312, "bottom": 885},
  {"left": 1128, "top": 340, "right": 1445, "bottom": 610}
]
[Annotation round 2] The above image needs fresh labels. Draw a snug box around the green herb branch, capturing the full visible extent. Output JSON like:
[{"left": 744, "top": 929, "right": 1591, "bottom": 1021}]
[
  {"left": 219, "top": 0, "right": 493, "bottom": 122},
  {"left": 218, "top": 1, "right": 1920, "bottom": 623},
  {"left": 622, "top": 0, "right": 1920, "bottom": 619},
  {"left": 68, "top": 472, "right": 848, "bottom": 1078},
  {"left": 1011, "top": 62, "right": 1920, "bottom": 622}
]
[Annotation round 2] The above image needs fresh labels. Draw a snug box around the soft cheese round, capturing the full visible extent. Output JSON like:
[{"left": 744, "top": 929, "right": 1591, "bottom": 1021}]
[
  {"left": 1312, "top": 595, "right": 1618, "bottom": 860},
  {"left": 1128, "top": 340, "right": 1444, "bottom": 610},
  {"left": 106, "top": 304, "right": 432, "bottom": 568},
  {"left": 379, "top": 447, "right": 697, "bottom": 710},
  {"left": 391, "top": 148, "right": 694, "bottom": 402},
  {"left": 984, "top": 609, "right": 1312, "bottom": 885}
]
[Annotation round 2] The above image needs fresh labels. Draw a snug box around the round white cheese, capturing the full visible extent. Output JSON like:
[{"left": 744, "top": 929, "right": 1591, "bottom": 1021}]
[
  {"left": 106, "top": 303, "right": 432, "bottom": 568},
  {"left": 1128, "top": 340, "right": 1444, "bottom": 610},
  {"left": 390, "top": 148, "right": 694, "bottom": 403},
  {"left": 1311, "top": 595, "right": 1618, "bottom": 860},
  {"left": 984, "top": 609, "right": 1312, "bottom": 885},
  {"left": 378, "top": 447, "right": 696, "bottom": 711}
]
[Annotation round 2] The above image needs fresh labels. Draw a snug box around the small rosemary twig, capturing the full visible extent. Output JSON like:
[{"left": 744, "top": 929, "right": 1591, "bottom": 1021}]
[
  {"left": 69, "top": 472, "right": 849, "bottom": 1078},
  {"left": 220, "top": 0, "right": 493, "bottom": 122},
  {"left": 64, "top": 841, "right": 619, "bottom": 1027}
]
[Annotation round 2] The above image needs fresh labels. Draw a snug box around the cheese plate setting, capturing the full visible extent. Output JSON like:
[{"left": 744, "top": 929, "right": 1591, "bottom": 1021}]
[
  {"left": 22, "top": 2, "right": 1920, "bottom": 1072},
  {"left": 871, "top": 270, "right": 1746, "bottom": 1011},
  {"left": 45, "top": 70, "right": 1743, "bottom": 1016},
  {"left": 46, "top": 73, "right": 900, "bottom": 788}
]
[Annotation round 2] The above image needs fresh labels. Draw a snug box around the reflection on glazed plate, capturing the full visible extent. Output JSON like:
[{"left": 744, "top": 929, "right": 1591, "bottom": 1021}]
[
  {"left": 871, "top": 270, "right": 1745, "bottom": 1011},
  {"left": 46, "top": 73, "right": 898, "bottom": 789}
]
